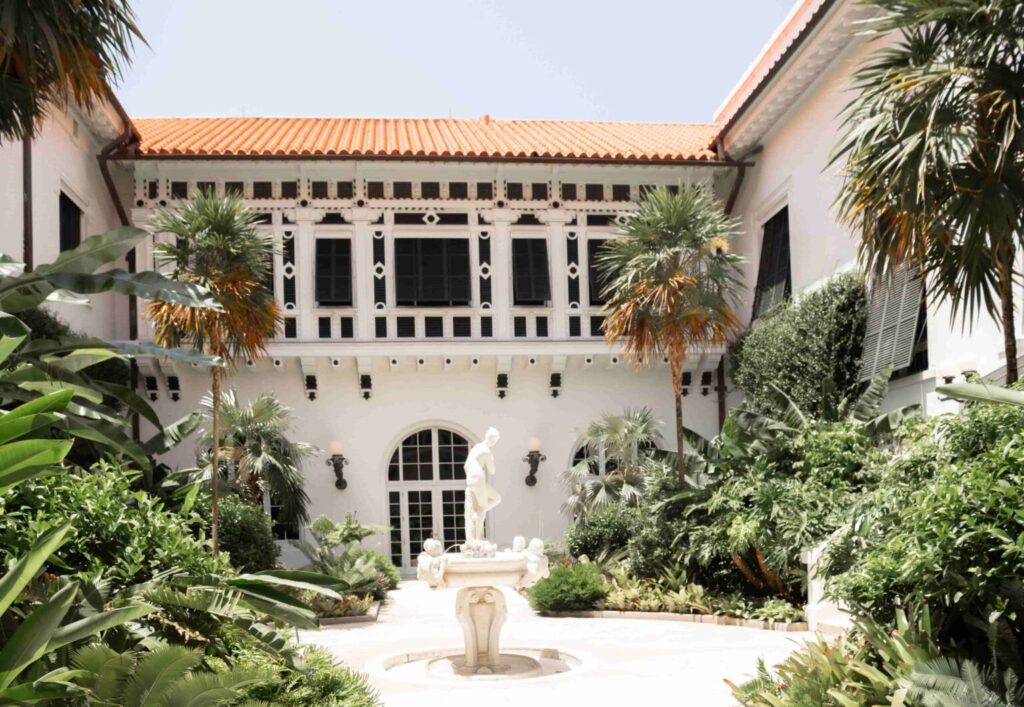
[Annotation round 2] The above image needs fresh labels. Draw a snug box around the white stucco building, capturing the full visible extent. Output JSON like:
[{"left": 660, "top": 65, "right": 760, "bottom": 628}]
[{"left": 0, "top": 0, "right": 1006, "bottom": 570}]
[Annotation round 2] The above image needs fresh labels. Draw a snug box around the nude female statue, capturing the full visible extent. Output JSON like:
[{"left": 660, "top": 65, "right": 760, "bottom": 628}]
[{"left": 464, "top": 427, "right": 502, "bottom": 542}]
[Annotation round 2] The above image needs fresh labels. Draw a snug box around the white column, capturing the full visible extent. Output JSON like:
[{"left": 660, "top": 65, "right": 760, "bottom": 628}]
[
  {"left": 488, "top": 212, "right": 513, "bottom": 338},
  {"left": 295, "top": 218, "right": 316, "bottom": 339},
  {"left": 544, "top": 211, "right": 571, "bottom": 338},
  {"left": 351, "top": 217, "right": 376, "bottom": 340}
]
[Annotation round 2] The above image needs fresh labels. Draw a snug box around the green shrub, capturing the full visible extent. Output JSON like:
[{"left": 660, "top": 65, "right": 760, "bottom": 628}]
[
  {"left": 218, "top": 644, "right": 380, "bottom": 707},
  {"left": 730, "top": 273, "right": 866, "bottom": 417},
  {"left": 352, "top": 548, "right": 401, "bottom": 594},
  {"left": 528, "top": 563, "right": 607, "bottom": 612},
  {"left": 200, "top": 495, "right": 280, "bottom": 573},
  {"left": 565, "top": 504, "right": 641, "bottom": 560}
]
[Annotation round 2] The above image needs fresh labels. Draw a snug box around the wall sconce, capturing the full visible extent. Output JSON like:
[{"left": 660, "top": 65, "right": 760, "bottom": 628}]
[
  {"left": 326, "top": 441, "right": 349, "bottom": 490},
  {"left": 936, "top": 358, "right": 958, "bottom": 384},
  {"left": 937, "top": 353, "right": 981, "bottom": 385},
  {"left": 523, "top": 437, "right": 546, "bottom": 487}
]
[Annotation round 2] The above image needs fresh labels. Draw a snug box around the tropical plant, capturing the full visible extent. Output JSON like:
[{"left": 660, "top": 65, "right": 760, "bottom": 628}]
[
  {"left": 528, "top": 562, "right": 607, "bottom": 612},
  {"left": 291, "top": 515, "right": 388, "bottom": 598},
  {"left": 199, "top": 389, "right": 315, "bottom": 525},
  {"left": 598, "top": 186, "right": 745, "bottom": 483},
  {"left": 909, "top": 658, "right": 1024, "bottom": 707},
  {"left": 564, "top": 504, "right": 642, "bottom": 560},
  {"left": 560, "top": 408, "right": 665, "bottom": 516},
  {"left": 201, "top": 494, "right": 280, "bottom": 573},
  {"left": 0, "top": 0, "right": 143, "bottom": 140},
  {"left": 833, "top": 0, "right": 1024, "bottom": 383},
  {"left": 146, "top": 192, "right": 281, "bottom": 553}
]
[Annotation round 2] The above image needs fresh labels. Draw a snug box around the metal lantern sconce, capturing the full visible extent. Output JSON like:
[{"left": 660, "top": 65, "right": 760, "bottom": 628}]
[
  {"left": 327, "top": 441, "right": 349, "bottom": 490},
  {"left": 523, "top": 437, "right": 546, "bottom": 487}
]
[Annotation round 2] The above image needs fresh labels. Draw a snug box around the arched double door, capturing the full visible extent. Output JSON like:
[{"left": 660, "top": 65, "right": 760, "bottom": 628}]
[{"left": 385, "top": 426, "right": 473, "bottom": 571}]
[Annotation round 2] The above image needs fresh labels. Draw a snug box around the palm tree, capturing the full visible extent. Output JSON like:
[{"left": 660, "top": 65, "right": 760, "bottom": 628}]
[
  {"left": 200, "top": 389, "right": 316, "bottom": 525},
  {"left": 0, "top": 0, "right": 143, "bottom": 139},
  {"left": 598, "top": 186, "right": 745, "bottom": 484},
  {"left": 833, "top": 0, "right": 1024, "bottom": 383},
  {"left": 561, "top": 408, "right": 664, "bottom": 517},
  {"left": 146, "top": 193, "right": 280, "bottom": 553}
]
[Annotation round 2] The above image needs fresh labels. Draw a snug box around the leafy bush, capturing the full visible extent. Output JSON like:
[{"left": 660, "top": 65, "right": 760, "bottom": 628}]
[
  {"left": 201, "top": 494, "right": 280, "bottom": 573},
  {"left": 351, "top": 548, "right": 401, "bottom": 594},
  {"left": 292, "top": 515, "right": 389, "bottom": 599},
  {"left": 730, "top": 273, "right": 866, "bottom": 417},
  {"left": 528, "top": 563, "right": 607, "bottom": 612},
  {"left": 565, "top": 504, "right": 642, "bottom": 560},
  {"left": 296, "top": 591, "right": 374, "bottom": 618},
  {"left": 216, "top": 644, "right": 380, "bottom": 707}
]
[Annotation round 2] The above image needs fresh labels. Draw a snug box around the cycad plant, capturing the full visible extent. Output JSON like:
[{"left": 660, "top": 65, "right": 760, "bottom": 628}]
[
  {"left": 833, "top": 0, "right": 1024, "bottom": 382},
  {"left": 199, "top": 389, "right": 316, "bottom": 525},
  {"left": 598, "top": 186, "right": 744, "bottom": 484},
  {"left": 561, "top": 408, "right": 664, "bottom": 517},
  {"left": 146, "top": 193, "right": 281, "bottom": 553}
]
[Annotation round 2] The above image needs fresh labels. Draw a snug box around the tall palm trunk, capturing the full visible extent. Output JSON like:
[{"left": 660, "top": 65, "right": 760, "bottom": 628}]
[
  {"left": 998, "top": 255, "right": 1018, "bottom": 384},
  {"left": 210, "top": 365, "right": 221, "bottom": 554},
  {"left": 669, "top": 357, "right": 686, "bottom": 485}
]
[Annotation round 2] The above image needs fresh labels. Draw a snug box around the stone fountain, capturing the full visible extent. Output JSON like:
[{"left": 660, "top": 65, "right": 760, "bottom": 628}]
[{"left": 416, "top": 426, "right": 551, "bottom": 676}]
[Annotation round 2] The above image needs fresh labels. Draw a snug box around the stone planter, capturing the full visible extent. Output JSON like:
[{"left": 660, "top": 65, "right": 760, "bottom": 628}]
[{"left": 538, "top": 609, "right": 808, "bottom": 632}]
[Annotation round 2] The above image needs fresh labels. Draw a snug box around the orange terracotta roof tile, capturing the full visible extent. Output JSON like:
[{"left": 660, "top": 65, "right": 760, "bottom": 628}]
[{"left": 127, "top": 117, "right": 723, "bottom": 163}]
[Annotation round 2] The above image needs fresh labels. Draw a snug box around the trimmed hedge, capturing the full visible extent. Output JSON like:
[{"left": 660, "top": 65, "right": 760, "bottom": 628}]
[
  {"left": 729, "top": 273, "right": 867, "bottom": 417},
  {"left": 565, "top": 505, "right": 642, "bottom": 560},
  {"left": 528, "top": 563, "right": 607, "bottom": 612},
  {"left": 198, "top": 495, "right": 280, "bottom": 573}
]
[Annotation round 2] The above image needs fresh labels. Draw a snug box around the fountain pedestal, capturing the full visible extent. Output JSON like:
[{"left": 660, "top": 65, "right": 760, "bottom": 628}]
[{"left": 455, "top": 586, "right": 506, "bottom": 671}]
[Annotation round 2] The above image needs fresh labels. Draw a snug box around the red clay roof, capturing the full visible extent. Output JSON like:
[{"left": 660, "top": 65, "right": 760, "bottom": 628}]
[{"left": 127, "top": 117, "right": 722, "bottom": 163}]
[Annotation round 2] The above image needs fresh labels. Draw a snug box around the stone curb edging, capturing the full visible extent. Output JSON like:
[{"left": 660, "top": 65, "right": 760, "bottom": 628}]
[
  {"left": 319, "top": 600, "right": 383, "bottom": 626},
  {"left": 539, "top": 609, "right": 808, "bottom": 632}
]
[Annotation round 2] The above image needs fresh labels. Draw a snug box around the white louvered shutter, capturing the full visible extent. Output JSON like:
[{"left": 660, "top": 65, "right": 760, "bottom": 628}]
[{"left": 860, "top": 267, "right": 923, "bottom": 381}]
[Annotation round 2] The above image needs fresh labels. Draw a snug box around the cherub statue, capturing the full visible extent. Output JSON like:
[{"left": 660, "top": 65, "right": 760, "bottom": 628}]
[{"left": 464, "top": 427, "right": 502, "bottom": 542}]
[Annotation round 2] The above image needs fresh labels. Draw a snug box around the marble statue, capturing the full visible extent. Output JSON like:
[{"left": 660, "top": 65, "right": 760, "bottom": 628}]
[{"left": 464, "top": 426, "right": 502, "bottom": 544}]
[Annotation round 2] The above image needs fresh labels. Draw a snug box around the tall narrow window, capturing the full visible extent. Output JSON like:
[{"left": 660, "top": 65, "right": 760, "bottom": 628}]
[
  {"left": 59, "top": 192, "right": 82, "bottom": 252},
  {"left": 587, "top": 239, "right": 610, "bottom": 305},
  {"left": 752, "top": 207, "right": 791, "bottom": 319},
  {"left": 395, "top": 238, "right": 471, "bottom": 306},
  {"left": 512, "top": 239, "right": 551, "bottom": 306},
  {"left": 314, "top": 239, "right": 353, "bottom": 306}
]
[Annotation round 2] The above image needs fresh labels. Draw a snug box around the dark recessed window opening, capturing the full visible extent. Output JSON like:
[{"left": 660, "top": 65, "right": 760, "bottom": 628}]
[
  {"left": 225, "top": 181, "right": 244, "bottom": 196},
  {"left": 397, "top": 317, "right": 416, "bottom": 338},
  {"left": 146, "top": 181, "right": 159, "bottom": 199},
  {"left": 751, "top": 207, "right": 792, "bottom": 320},
  {"left": 506, "top": 183, "right": 524, "bottom": 200},
  {"left": 639, "top": 184, "right": 656, "bottom": 199},
  {"left": 515, "top": 213, "right": 542, "bottom": 226},
  {"left": 449, "top": 182, "right": 468, "bottom": 199},
  {"left": 280, "top": 181, "right": 298, "bottom": 199},
  {"left": 569, "top": 316, "right": 581, "bottom": 337},
  {"left": 314, "top": 239, "right": 353, "bottom": 306},
  {"left": 666, "top": 184, "right": 680, "bottom": 195},
  {"left": 337, "top": 181, "right": 354, "bottom": 199},
  {"left": 585, "top": 184, "right": 604, "bottom": 201},
  {"left": 480, "top": 316, "right": 493, "bottom": 337},
  {"left": 436, "top": 213, "right": 469, "bottom": 225},
  {"left": 393, "top": 181, "right": 413, "bottom": 199},
  {"left": 536, "top": 316, "right": 549, "bottom": 337},
  {"left": 320, "top": 212, "right": 347, "bottom": 225},
  {"left": 318, "top": 317, "right": 332, "bottom": 338},
  {"left": 340, "top": 317, "right": 354, "bottom": 338},
  {"left": 514, "top": 316, "right": 527, "bottom": 337},
  {"left": 375, "top": 317, "right": 388, "bottom": 338},
  {"left": 588, "top": 239, "right": 610, "bottom": 305},
  {"left": 590, "top": 315, "right": 606, "bottom": 337},
  {"left": 171, "top": 181, "right": 188, "bottom": 199},
  {"left": 59, "top": 192, "right": 82, "bottom": 252},
  {"left": 531, "top": 183, "right": 548, "bottom": 201},
  {"left": 311, "top": 181, "right": 329, "bottom": 199},
  {"left": 453, "top": 316, "right": 472, "bottom": 337},
  {"left": 252, "top": 181, "right": 272, "bottom": 199},
  {"left": 197, "top": 181, "right": 216, "bottom": 195},
  {"left": 367, "top": 181, "right": 385, "bottom": 199},
  {"left": 561, "top": 183, "right": 577, "bottom": 201},
  {"left": 512, "top": 239, "right": 551, "bottom": 306},
  {"left": 476, "top": 182, "right": 493, "bottom": 200},
  {"left": 395, "top": 238, "right": 471, "bottom": 306},
  {"left": 586, "top": 214, "right": 616, "bottom": 227},
  {"left": 394, "top": 212, "right": 428, "bottom": 225},
  {"left": 612, "top": 184, "right": 631, "bottom": 201},
  {"left": 424, "top": 316, "right": 444, "bottom": 337},
  {"left": 283, "top": 319, "right": 297, "bottom": 339},
  {"left": 253, "top": 212, "right": 273, "bottom": 224},
  {"left": 421, "top": 182, "right": 441, "bottom": 199}
]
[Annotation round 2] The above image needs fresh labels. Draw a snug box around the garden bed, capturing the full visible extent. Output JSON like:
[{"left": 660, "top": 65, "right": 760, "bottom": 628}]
[
  {"left": 319, "top": 601, "right": 383, "bottom": 626},
  {"left": 539, "top": 609, "right": 807, "bottom": 632}
]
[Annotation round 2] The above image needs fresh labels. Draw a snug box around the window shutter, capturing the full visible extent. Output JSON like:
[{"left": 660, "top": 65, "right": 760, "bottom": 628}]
[
  {"left": 512, "top": 239, "right": 551, "bottom": 305},
  {"left": 588, "top": 239, "right": 609, "bottom": 305},
  {"left": 860, "top": 267, "right": 923, "bottom": 380},
  {"left": 314, "top": 239, "right": 352, "bottom": 306},
  {"left": 752, "top": 208, "right": 791, "bottom": 319},
  {"left": 394, "top": 238, "right": 471, "bottom": 306}
]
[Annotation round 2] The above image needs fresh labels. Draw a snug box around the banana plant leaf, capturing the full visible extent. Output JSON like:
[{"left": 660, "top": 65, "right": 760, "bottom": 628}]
[
  {"left": 0, "top": 524, "right": 72, "bottom": 617},
  {"left": 0, "top": 582, "right": 78, "bottom": 689},
  {"left": 936, "top": 382, "right": 1024, "bottom": 407},
  {"left": 43, "top": 270, "right": 221, "bottom": 311}
]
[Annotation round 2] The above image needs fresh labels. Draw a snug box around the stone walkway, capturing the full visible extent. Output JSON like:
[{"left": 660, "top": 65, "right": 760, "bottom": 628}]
[{"left": 301, "top": 581, "right": 810, "bottom": 706}]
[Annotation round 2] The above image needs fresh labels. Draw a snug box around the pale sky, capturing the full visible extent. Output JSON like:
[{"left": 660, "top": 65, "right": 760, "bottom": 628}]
[{"left": 115, "top": 0, "right": 796, "bottom": 123}]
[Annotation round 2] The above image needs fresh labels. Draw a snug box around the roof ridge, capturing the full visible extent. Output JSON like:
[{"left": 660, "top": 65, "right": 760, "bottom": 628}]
[{"left": 131, "top": 115, "right": 719, "bottom": 127}]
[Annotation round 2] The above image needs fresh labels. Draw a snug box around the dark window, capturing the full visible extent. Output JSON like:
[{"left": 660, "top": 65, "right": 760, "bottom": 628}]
[
  {"left": 311, "top": 181, "right": 328, "bottom": 199},
  {"left": 375, "top": 317, "right": 388, "bottom": 338},
  {"left": 590, "top": 315, "right": 605, "bottom": 336},
  {"left": 283, "top": 318, "right": 297, "bottom": 338},
  {"left": 269, "top": 494, "right": 300, "bottom": 540},
  {"left": 436, "top": 213, "right": 469, "bottom": 225},
  {"left": 531, "top": 183, "right": 548, "bottom": 201},
  {"left": 393, "top": 181, "right": 413, "bottom": 199},
  {"left": 280, "top": 181, "right": 298, "bottom": 199},
  {"left": 171, "top": 181, "right": 188, "bottom": 199},
  {"left": 321, "top": 212, "right": 346, "bottom": 224},
  {"left": 340, "top": 317, "right": 354, "bottom": 338},
  {"left": 225, "top": 181, "right": 244, "bottom": 196},
  {"left": 424, "top": 317, "right": 444, "bottom": 337},
  {"left": 449, "top": 182, "right": 468, "bottom": 199},
  {"left": 536, "top": 316, "right": 548, "bottom": 337},
  {"left": 585, "top": 184, "right": 604, "bottom": 201},
  {"left": 394, "top": 212, "right": 427, "bottom": 225},
  {"left": 587, "top": 214, "right": 616, "bottom": 227},
  {"left": 480, "top": 316, "right": 493, "bottom": 337},
  {"left": 197, "top": 181, "right": 216, "bottom": 195},
  {"left": 569, "top": 316, "right": 581, "bottom": 337},
  {"left": 666, "top": 184, "right": 679, "bottom": 195},
  {"left": 453, "top": 316, "right": 472, "bottom": 337},
  {"left": 561, "top": 183, "right": 577, "bottom": 201},
  {"left": 639, "top": 184, "right": 656, "bottom": 199},
  {"left": 253, "top": 181, "right": 273, "bottom": 199},
  {"left": 512, "top": 239, "right": 551, "bottom": 306},
  {"left": 59, "top": 192, "right": 82, "bottom": 252},
  {"left": 588, "top": 239, "right": 610, "bottom": 305},
  {"left": 367, "top": 181, "right": 384, "bottom": 199},
  {"left": 476, "top": 182, "right": 493, "bottom": 200},
  {"left": 318, "top": 317, "right": 332, "bottom": 338},
  {"left": 612, "top": 184, "right": 631, "bottom": 201},
  {"left": 751, "top": 207, "right": 792, "bottom": 320},
  {"left": 337, "top": 181, "right": 354, "bottom": 199},
  {"left": 395, "top": 239, "right": 471, "bottom": 306},
  {"left": 514, "top": 316, "right": 527, "bottom": 337},
  {"left": 506, "top": 183, "right": 524, "bottom": 200},
  {"left": 421, "top": 182, "right": 441, "bottom": 199},
  {"left": 147, "top": 180, "right": 159, "bottom": 199},
  {"left": 314, "top": 239, "right": 353, "bottom": 306},
  {"left": 397, "top": 317, "right": 416, "bottom": 338}
]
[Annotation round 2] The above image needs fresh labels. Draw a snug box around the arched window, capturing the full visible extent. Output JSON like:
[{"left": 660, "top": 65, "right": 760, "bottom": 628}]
[{"left": 571, "top": 444, "right": 618, "bottom": 477}]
